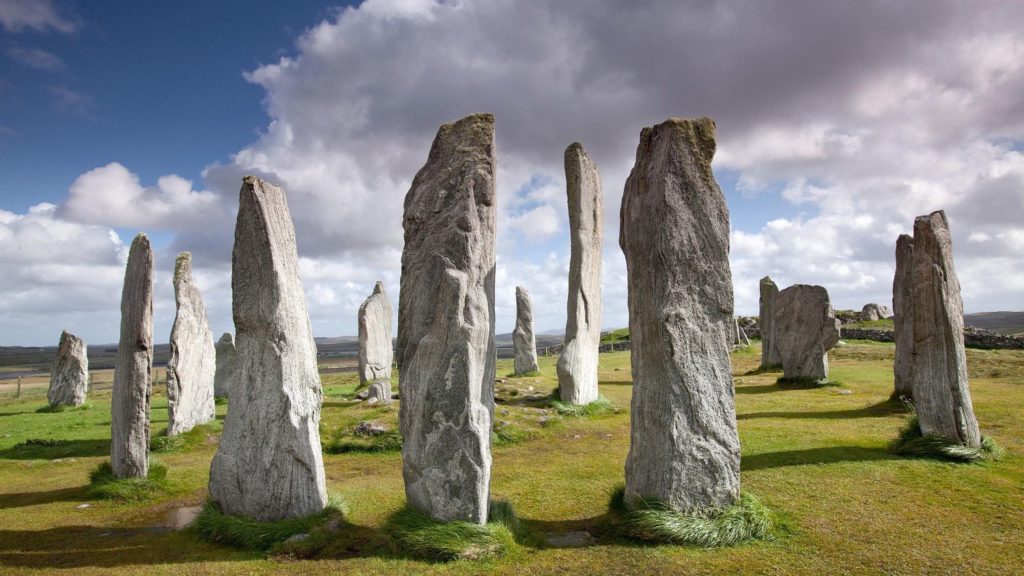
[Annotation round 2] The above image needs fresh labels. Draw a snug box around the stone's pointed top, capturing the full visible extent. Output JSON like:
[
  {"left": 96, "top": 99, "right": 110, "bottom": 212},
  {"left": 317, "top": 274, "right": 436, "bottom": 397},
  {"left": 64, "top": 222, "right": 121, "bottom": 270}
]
[
  {"left": 218, "top": 332, "right": 234, "bottom": 344},
  {"left": 640, "top": 117, "right": 718, "bottom": 166},
  {"left": 760, "top": 275, "right": 776, "bottom": 285},
  {"left": 516, "top": 285, "right": 528, "bottom": 296},
  {"left": 130, "top": 232, "right": 150, "bottom": 248},
  {"left": 174, "top": 252, "right": 193, "bottom": 283},
  {"left": 373, "top": 280, "right": 386, "bottom": 295},
  {"left": 915, "top": 209, "right": 948, "bottom": 226},
  {"left": 565, "top": 141, "right": 587, "bottom": 157}
]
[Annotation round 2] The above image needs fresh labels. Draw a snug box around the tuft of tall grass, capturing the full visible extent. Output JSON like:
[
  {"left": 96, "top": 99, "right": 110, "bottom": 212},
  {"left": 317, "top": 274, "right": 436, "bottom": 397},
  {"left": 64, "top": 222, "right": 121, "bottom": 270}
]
[
  {"left": 323, "top": 429, "right": 403, "bottom": 454},
  {"left": 492, "top": 422, "right": 536, "bottom": 446},
  {"left": 889, "top": 414, "right": 1004, "bottom": 463},
  {"left": 550, "top": 395, "right": 617, "bottom": 417},
  {"left": 389, "top": 500, "right": 520, "bottom": 561},
  {"left": 87, "top": 460, "right": 170, "bottom": 500},
  {"left": 191, "top": 494, "right": 347, "bottom": 550},
  {"left": 151, "top": 422, "right": 219, "bottom": 453}
]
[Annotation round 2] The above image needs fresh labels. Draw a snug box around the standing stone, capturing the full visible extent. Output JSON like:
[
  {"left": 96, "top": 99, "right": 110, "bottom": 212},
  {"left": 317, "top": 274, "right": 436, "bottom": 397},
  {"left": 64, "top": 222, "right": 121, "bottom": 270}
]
[
  {"left": 208, "top": 176, "right": 328, "bottom": 521},
  {"left": 892, "top": 234, "right": 914, "bottom": 399},
  {"left": 619, "top": 117, "right": 740, "bottom": 512},
  {"left": 733, "top": 319, "right": 750, "bottom": 347},
  {"left": 214, "top": 332, "right": 236, "bottom": 398},
  {"left": 166, "top": 252, "right": 216, "bottom": 436},
  {"left": 397, "top": 113, "right": 496, "bottom": 524},
  {"left": 774, "top": 284, "right": 841, "bottom": 381},
  {"left": 111, "top": 233, "right": 154, "bottom": 479},
  {"left": 557, "top": 143, "right": 603, "bottom": 404},
  {"left": 513, "top": 286, "right": 539, "bottom": 375},
  {"left": 47, "top": 330, "right": 89, "bottom": 407},
  {"left": 358, "top": 281, "right": 393, "bottom": 386},
  {"left": 759, "top": 276, "right": 781, "bottom": 368},
  {"left": 861, "top": 303, "right": 892, "bottom": 321},
  {"left": 367, "top": 380, "right": 392, "bottom": 404},
  {"left": 910, "top": 210, "right": 981, "bottom": 447}
]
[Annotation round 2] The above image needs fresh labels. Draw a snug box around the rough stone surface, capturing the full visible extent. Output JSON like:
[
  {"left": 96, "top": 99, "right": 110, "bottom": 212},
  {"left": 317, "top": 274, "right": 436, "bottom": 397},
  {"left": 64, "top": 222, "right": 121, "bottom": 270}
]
[
  {"left": 208, "top": 176, "right": 328, "bottom": 521},
  {"left": 166, "top": 252, "right": 216, "bottom": 436},
  {"left": 892, "top": 234, "right": 914, "bottom": 399},
  {"left": 367, "top": 380, "right": 392, "bottom": 404},
  {"left": 111, "top": 234, "right": 154, "bottom": 479},
  {"left": 513, "top": 286, "right": 539, "bottom": 375},
  {"left": 358, "top": 281, "right": 393, "bottom": 386},
  {"left": 557, "top": 142, "right": 603, "bottom": 405},
  {"left": 397, "top": 113, "right": 495, "bottom": 524},
  {"left": 910, "top": 210, "right": 981, "bottom": 447},
  {"left": 861, "top": 303, "right": 893, "bottom": 321},
  {"left": 619, "top": 117, "right": 740, "bottom": 513},
  {"left": 47, "top": 330, "right": 89, "bottom": 407},
  {"left": 759, "top": 276, "right": 781, "bottom": 367},
  {"left": 774, "top": 284, "right": 841, "bottom": 381},
  {"left": 213, "top": 332, "right": 236, "bottom": 398}
]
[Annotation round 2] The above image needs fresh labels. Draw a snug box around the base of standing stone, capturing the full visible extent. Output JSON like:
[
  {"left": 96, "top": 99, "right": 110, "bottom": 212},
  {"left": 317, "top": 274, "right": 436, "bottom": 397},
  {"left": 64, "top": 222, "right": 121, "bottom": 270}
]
[
  {"left": 775, "top": 376, "right": 840, "bottom": 389},
  {"left": 388, "top": 500, "right": 520, "bottom": 561},
  {"left": 191, "top": 496, "right": 346, "bottom": 550},
  {"left": 549, "top": 394, "right": 617, "bottom": 417},
  {"left": 889, "top": 414, "right": 1004, "bottom": 463},
  {"left": 86, "top": 460, "right": 169, "bottom": 501}
]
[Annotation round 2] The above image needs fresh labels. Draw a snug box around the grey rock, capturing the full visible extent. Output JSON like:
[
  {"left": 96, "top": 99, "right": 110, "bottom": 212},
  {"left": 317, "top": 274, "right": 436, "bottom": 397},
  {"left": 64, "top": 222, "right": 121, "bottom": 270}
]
[
  {"left": 214, "top": 332, "right": 236, "bottom": 398},
  {"left": 208, "top": 176, "right": 328, "bottom": 521},
  {"left": 557, "top": 142, "right": 603, "bottom": 405},
  {"left": 47, "top": 330, "right": 89, "bottom": 407},
  {"left": 111, "top": 233, "right": 154, "bottom": 479},
  {"left": 910, "top": 211, "right": 981, "bottom": 447},
  {"left": 513, "top": 286, "right": 539, "bottom": 375},
  {"left": 367, "top": 380, "right": 392, "bottom": 404},
  {"left": 774, "top": 284, "right": 841, "bottom": 381},
  {"left": 354, "top": 421, "right": 390, "bottom": 436},
  {"left": 759, "top": 276, "right": 781, "bottom": 367},
  {"left": 619, "top": 117, "right": 740, "bottom": 512},
  {"left": 892, "top": 234, "right": 914, "bottom": 399},
  {"left": 166, "top": 252, "right": 216, "bottom": 436},
  {"left": 358, "top": 281, "right": 394, "bottom": 386},
  {"left": 861, "top": 303, "right": 892, "bottom": 321},
  {"left": 284, "top": 533, "right": 310, "bottom": 543},
  {"left": 397, "top": 113, "right": 496, "bottom": 524}
]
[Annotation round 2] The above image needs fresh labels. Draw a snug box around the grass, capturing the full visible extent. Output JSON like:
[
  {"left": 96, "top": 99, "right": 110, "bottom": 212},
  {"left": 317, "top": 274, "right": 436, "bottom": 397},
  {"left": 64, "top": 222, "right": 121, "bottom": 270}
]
[
  {"left": 844, "top": 318, "right": 895, "bottom": 330},
  {"left": 151, "top": 422, "right": 220, "bottom": 453},
  {"left": 191, "top": 494, "right": 347, "bottom": 550},
  {"left": 600, "top": 328, "right": 631, "bottom": 344},
  {"left": 776, "top": 376, "right": 841, "bottom": 388},
  {"left": 889, "top": 414, "right": 1005, "bottom": 463},
  {"left": 323, "top": 428, "right": 403, "bottom": 454},
  {"left": 492, "top": 421, "right": 537, "bottom": 446},
  {"left": 507, "top": 369, "right": 542, "bottom": 378},
  {"left": 35, "top": 402, "right": 92, "bottom": 414},
  {"left": 550, "top": 395, "right": 618, "bottom": 417},
  {"left": 389, "top": 500, "right": 520, "bottom": 561},
  {"left": 86, "top": 460, "right": 171, "bottom": 500}
]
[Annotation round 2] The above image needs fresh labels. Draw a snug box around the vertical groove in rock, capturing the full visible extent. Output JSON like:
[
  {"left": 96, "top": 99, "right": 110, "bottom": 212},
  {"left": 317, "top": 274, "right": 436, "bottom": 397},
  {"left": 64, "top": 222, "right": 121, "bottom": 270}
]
[
  {"left": 166, "top": 252, "right": 216, "bottom": 436},
  {"left": 759, "top": 276, "right": 780, "bottom": 367},
  {"left": 47, "top": 330, "right": 89, "bottom": 407},
  {"left": 513, "top": 286, "right": 539, "bottom": 375},
  {"left": 774, "top": 284, "right": 841, "bottom": 381},
  {"left": 892, "top": 234, "right": 914, "bottom": 399},
  {"left": 358, "top": 281, "right": 393, "bottom": 386}
]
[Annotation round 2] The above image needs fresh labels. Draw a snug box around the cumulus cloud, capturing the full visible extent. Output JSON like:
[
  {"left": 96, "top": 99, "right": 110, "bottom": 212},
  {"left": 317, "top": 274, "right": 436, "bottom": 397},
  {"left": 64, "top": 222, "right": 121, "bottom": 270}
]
[{"left": 0, "top": 0, "right": 77, "bottom": 34}]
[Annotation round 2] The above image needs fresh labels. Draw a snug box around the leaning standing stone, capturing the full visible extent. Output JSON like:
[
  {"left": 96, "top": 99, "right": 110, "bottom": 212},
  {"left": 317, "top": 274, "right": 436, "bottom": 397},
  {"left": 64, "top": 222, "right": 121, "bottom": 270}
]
[
  {"left": 111, "top": 233, "right": 154, "bottom": 479},
  {"left": 619, "top": 117, "right": 740, "bottom": 512},
  {"left": 47, "top": 330, "right": 89, "bottom": 407},
  {"left": 397, "top": 113, "right": 496, "bottom": 524},
  {"left": 166, "top": 252, "right": 216, "bottom": 436},
  {"left": 513, "top": 286, "right": 539, "bottom": 375},
  {"left": 214, "top": 332, "right": 235, "bottom": 398},
  {"left": 910, "top": 211, "right": 981, "bottom": 447},
  {"left": 892, "top": 234, "right": 914, "bottom": 399},
  {"left": 774, "top": 284, "right": 841, "bottom": 381},
  {"left": 861, "top": 303, "right": 892, "bottom": 321},
  {"left": 557, "top": 142, "right": 603, "bottom": 405},
  {"left": 208, "top": 176, "right": 328, "bottom": 521},
  {"left": 358, "top": 281, "right": 393, "bottom": 386},
  {"left": 759, "top": 276, "right": 781, "bottom": 368}
]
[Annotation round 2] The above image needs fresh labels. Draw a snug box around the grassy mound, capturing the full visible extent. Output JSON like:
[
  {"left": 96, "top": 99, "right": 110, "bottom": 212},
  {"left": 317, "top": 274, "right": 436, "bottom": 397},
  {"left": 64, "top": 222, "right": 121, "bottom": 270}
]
[
  {"left": 36, "top": 403, "right": 92, "bottom": 414},
  {"left": 506, "top": 369, "right": 542, "bottom": 378},
  {"left": 776, "top": 376, "right": 840, "bottom": 389},
  {"left": 609, "top": 486, "right": 775, "bottom": 548},
  {"left": 151, "top": 422, "right": 219, "bottom": 453},
  {"left": 390, "top": 500, "right": 520, "bottom": 561},
  {"left": 87, "top": 461, "right": 170, "bottom": 500},
  {"left": 890, "top": 415, "right": 1004, "bottom": 463},
  {"left": 192, "top": 495, "right": 347, "bottom": 550},
  {"left": 323, "top": 429, "right": 403, "bottom": 454},
  {"left": 550, "top": 395, "right": 617, "bottom": 417},
  {"left": 492, "top": 422, "right": 537, "bottom": 446}
]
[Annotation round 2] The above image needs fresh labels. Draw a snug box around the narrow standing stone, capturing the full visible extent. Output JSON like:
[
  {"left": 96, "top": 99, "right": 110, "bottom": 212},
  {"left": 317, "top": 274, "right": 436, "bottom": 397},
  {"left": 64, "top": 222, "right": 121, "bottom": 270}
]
[
  {"left": 773, "top": 284, "right": 841, "bottom": 381},
  {"left": 759, "top": 276, "right": 781, "bottom": 368},
  {"left": 513, "top": 286, "right": 539, "bottom": 375},
  {"left": 557, "top": 142, "right": 603, "bottom": 405},
  {"left": 111, "top": 233, "right": 154, "bottom": 479},
  {"left": 892, "top": 234, "right": 914, "bottom": 399},
  {"left": 358, "top": 281, "right": 393, "bottom": 386},
  {"left": 910, "top": 210, "right": 980, "bottom": 447},
  {"left": 619, "top": 117, "right": 740, "bottom": 512},
  {"left": 47, "top": 330, "right": 89, "bottom": 407},
  {"left": 397, "top": 113, "right": 496, "bottom": 524},
  {"left": 166, "top": 252, "right": 216, "bottom": 436},
  {"left": 214, "top": 332, "right": 236, "bottom": 398},
  {"left": 208, "top": 176, "right": 328, "bottom": 521}
]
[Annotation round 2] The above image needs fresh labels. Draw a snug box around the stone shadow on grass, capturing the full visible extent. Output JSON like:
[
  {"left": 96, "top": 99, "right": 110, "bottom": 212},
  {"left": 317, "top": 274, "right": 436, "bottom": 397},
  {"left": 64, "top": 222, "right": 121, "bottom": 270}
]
[
  {"left": 0, "top": 485, "right": 87, "bottom": 510},
  {"left": 742, "top": 446, "right": 898, "bottom": 471},
  {"left": 737, "top": 400, "right": 906, "bottom": 421},
  {"left": 0, "top": 438, "right": 109, "bottom": 460},
  {"left": 734, "top": 384, "right": 782, "bottom": 395}
]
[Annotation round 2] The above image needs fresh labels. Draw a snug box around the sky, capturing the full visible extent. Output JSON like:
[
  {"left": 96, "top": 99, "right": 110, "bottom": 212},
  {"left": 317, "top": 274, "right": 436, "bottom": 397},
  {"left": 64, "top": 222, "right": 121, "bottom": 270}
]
[{"left": 1, "top": 0, "right": 1022, "bottom": 347}]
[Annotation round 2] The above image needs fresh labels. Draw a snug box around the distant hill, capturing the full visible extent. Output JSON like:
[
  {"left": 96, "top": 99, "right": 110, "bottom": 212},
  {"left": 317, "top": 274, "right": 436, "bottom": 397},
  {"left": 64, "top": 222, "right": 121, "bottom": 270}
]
[{"left": 964, "top": 312, "right": 1024, "bottom": 336}]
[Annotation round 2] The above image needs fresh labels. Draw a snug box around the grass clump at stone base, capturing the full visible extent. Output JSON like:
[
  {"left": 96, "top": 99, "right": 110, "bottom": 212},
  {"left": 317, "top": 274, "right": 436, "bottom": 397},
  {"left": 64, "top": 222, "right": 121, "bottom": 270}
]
[
  {"left": 151, "top": 422, "right": 220, "bottom": 453},
  {"left": 492, "top": 421, "right": 537, "bottom": 446},
  {"left": 389, "top": 500, "right": 521, "bottom": 561},
  {"left": 889, "top": 414, "right": 1004, "bottom": 463},
  {"left": 323, "top": 428, "right": 403, "bottom": 454},
  {"left": 192, "top": 494, "right": 347, "bottom": 551},
  {"left": 36, "top": 402, "right": 92, "bottom": 414},
  {"left": 550, "top": 395, "right": 618, "bottom": 417},
  {"left": 86, "top": 460, "right": 170, "bottom": 501},
  {"left": 609, "top": 486, "right": 776, "bottom": 548},
  {"left": 776, "top": 376, "right": 840, "bottom": 389}
]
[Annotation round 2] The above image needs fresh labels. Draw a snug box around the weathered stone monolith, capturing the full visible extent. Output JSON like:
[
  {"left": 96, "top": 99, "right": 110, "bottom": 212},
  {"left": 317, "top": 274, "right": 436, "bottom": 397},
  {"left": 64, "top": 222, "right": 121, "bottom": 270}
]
[
  {"left": 910, "top": 210, "right": 980, "bottom": 447},
  {"left": 214, "top": 332, "right": 235, "bottom": 398},
  {"left": 367, "top": 380, "right": 392, "bottom": 404},
  {"left": 619, "top": 117, "right": 740, "bottom": 512},
  {"left": 397, "top": 113, "right": 495, "bottom": 524},
  {"left": 774, "top": 284, "right": 841, "bottom": 381},
  {"left": 513, "top": 286, "right": 539, "bottom": 375},
  {"left": 861, "top": 303, "right": 892, "bottom": 321},
  {"left": 759, "top": 276, "right": 780, "bottom": 368},
  {"left": 111, "top": 233, "right": 154, "bottom": 479},
  {"left": 358, "top": 281, "right": 393, "bottom": 386},
  {"left": 557, "top": 142, "right": 603, "bottom": 405},
  {"left": 47, "top": 330, "right": 89, "bottom": 407},
  {"left": 166, "top": 252, "right": 216, "bottom": 436},
  {"left": 208, "top": 176, "right": 328, "bottom": 521},
  {"left": 892, "top": 234, "right": 914, "bottom": 399}
]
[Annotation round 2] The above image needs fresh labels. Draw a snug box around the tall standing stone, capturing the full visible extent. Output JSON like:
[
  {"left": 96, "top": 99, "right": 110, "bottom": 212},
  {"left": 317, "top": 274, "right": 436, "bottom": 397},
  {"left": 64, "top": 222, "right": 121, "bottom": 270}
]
[
  {"left": 910, "top": 210, "right": 980, "bottom": 447},
  {"left": 208, "top": 176, "right": 328, "bottom": 521},
  {"left": 513, "top": 286, "right": 539, "bottom": 375},
  {"left": 166, "top": 252, "right": 216, "bottom": 436},
  {"left": 397, "top": 113, "right": 496, "bottom": 524},
  {"left": 774, "top": 284, "right": 841, "bottom": 381},
  {"left": 892, "top": 234, "right": 914, "bottom": 399},
  {"left": 619, "top": 117, "right": 740, "bottom": 512},
  {"left": 358, "top": 281, "right": 393, "bottom": 386},
  {"left": 111, "top": 233, "right": 154, "bottom": 479},
  {"left": 759, "top": 276, "right": 781, "bottom": 368},
  {"left": 214, "top": 332, "right": 236, "bottom": 398},
  {"left": 557, "top": 143, "right": 604, "bottom": 405},
  {"left": 47, "top": 330, "right": 89, "bottom": 407}
]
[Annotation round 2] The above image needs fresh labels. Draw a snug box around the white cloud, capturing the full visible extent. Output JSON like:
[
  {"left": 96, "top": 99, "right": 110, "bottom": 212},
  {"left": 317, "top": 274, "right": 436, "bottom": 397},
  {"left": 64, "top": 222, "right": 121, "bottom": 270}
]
[
  {"left": 7, "top": 45, "right": 64, "bottom": 70},
  {"left": 0, "top": 0, "right": 76, "bottom": 33},
  {"left": 506, "top": 204, "right": 560, "bottom": 240}
]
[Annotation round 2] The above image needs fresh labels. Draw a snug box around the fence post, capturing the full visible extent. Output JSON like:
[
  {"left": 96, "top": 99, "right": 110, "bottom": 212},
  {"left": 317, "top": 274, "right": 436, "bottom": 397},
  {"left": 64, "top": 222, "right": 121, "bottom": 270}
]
[{"left": 16, "top": 376, "right": 21, "bottom": 398}]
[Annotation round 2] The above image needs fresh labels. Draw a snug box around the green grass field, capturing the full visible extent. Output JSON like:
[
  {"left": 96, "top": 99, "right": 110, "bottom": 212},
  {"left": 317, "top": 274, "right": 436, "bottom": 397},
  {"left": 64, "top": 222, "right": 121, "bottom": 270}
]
[{"left": 1, "top": 343, "right": 1021, "bottom": 575}]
